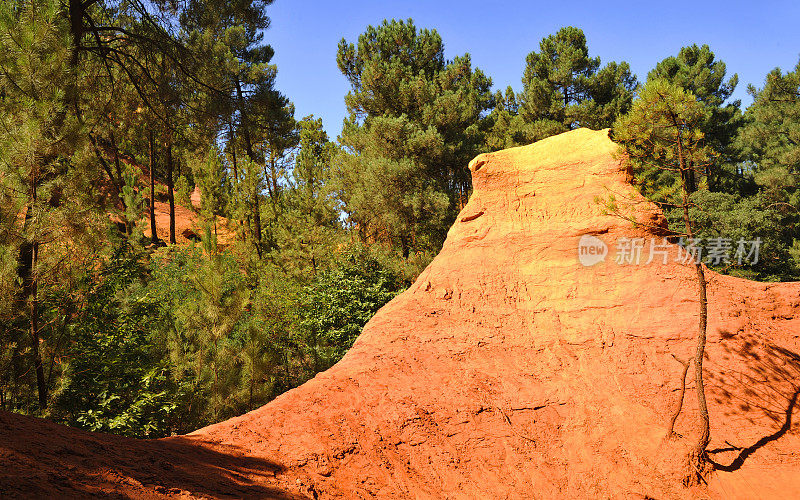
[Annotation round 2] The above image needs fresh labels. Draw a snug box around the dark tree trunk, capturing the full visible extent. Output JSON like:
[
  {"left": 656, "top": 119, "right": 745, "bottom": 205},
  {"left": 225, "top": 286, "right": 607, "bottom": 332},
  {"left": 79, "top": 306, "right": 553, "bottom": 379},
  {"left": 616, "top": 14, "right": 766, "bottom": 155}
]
[
  {"left": 229, "top": 123, "right": 239, "bottom": 183},
  {"left": 400, "top": 234, "right": 410, "bottom": 259},
  {"left": 263, "top": 162, "right": 273, "bottom": 199},
  {"left": 235, "top": 78, "right": 263, "bottom": 257},
  {"left": 67, "top": 0, "right": 83, "bottom": 65},
  {"left": 149, "top": 129, "right": 158, "bottom": 243},
  {"left": 28, "top": 243, "right": 46, "bottom": 410},
  {"left": 269, "top": 157, "right": 280, "bottom": 208},
  {"left": 166, "top": 130, "right": 176, "bottom": 244},
  {"left": 18, "top": 204, "right": 47, "bottom": 410}
]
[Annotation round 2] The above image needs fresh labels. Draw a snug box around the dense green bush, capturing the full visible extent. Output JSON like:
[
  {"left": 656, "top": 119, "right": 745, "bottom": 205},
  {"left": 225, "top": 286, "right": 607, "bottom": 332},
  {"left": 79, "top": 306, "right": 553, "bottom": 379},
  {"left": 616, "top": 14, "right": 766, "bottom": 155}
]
[
  {"left": 298, "top": 252, "right": 404, "bottom": 373},
  {"left": 37, "top": 238, "right": 403, "bottom": 438}
]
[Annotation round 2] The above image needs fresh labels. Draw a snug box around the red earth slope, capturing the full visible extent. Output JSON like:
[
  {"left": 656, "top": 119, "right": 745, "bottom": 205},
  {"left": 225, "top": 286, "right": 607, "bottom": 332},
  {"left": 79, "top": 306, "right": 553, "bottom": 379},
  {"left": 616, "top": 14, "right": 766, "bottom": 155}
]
[{"left": 2, "top": 128, "right": 799, "bottom": 498}]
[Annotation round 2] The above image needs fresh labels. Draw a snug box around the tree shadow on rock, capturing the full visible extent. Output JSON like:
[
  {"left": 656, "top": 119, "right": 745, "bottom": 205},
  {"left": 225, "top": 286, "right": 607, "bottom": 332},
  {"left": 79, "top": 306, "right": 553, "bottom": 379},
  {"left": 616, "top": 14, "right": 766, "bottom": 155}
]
[{"left": 704, "top": 332, "right": 800, "bottom": 472}]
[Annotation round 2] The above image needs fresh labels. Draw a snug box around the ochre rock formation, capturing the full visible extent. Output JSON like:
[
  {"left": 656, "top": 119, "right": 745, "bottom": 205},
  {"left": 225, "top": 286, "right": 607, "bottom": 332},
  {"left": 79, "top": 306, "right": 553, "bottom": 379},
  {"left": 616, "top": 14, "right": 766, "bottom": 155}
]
[
  {"left": 2, "top": 128, "right": 799, "bottom": 499},
  {"left": 105, "top": 146, "right": 235, "bottom": 246},
  {"left": 140, "top": 185, "right": 236, "bottom": 246}
]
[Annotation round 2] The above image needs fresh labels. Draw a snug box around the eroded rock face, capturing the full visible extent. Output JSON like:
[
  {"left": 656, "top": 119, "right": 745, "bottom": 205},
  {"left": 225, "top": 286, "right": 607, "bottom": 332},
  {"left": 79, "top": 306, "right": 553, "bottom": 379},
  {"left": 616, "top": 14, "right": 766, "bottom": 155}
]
[
  {"left": 1, "top": 128, "right": 798, "bottom": 499},
  {"left": 191, "top": 128, "right": 800, "bottom": 499}
]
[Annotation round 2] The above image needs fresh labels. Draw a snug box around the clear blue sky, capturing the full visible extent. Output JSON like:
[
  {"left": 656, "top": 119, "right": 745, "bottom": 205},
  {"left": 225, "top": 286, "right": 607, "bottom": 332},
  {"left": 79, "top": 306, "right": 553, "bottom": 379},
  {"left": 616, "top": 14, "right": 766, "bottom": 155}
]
[{"left": 265, "top": 0, "right": 800, "bottom": 138}]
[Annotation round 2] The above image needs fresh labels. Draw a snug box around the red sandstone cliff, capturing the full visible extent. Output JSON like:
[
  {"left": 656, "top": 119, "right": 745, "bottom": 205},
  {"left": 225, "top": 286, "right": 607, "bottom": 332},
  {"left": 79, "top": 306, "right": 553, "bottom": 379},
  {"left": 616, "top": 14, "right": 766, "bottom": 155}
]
[{"left": 2, "top": 128, "right": 799, "bottom": 499}]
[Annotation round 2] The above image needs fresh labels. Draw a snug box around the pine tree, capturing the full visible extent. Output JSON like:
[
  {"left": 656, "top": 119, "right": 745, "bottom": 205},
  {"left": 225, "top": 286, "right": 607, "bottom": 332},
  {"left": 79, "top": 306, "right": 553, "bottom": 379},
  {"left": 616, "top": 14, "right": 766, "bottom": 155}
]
[
  {"left": 574, "top": 61, "right": 638, "bottom": 130},
  {"left": 614, "top": 78, "right": 714, "bottom": 482},
  {"left": 624, "top": 46, "right": 792, "bottom": 280},
  {"left": 336, "top": 19, "right": 493, "bottom": 257},
  {"left": 485, "top": 87, "right": 540, "bottom": 150},
  {"left": 170, "top": 232, "right": 249, "bottom": 423},
  {"left": 182, "top": 0, "right": 285, "bottom": 257},
  {"left": 647, "top": 44, "right": 742, "bottom": 192},
  {"left": 0, "top": 0, "right": 88, "bottom": 410},
  {"left": 520, "top": 26, "right": 599, "bottom": 128},
  {"left": 738, "top": 59, "right": 800, "bottom": 275},
  {"left": 519, "top": 27, "right": 637, "bottom": 133},
  {"left": 739, "top": 59, "right": 799, "bottom": 204},
  {"left": 252, "top": 90, "right": 298, "bottom": 217},
  {"left": 278, "top": 116, "right": 341, "bottom": 274}
]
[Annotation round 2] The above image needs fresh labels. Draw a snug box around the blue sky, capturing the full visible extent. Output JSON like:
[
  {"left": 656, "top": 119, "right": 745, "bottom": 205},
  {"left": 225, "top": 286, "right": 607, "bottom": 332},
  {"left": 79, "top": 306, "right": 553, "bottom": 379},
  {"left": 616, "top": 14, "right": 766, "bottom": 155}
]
[{"left": 265, "top": 0, "right": 800, "bottom": 138}]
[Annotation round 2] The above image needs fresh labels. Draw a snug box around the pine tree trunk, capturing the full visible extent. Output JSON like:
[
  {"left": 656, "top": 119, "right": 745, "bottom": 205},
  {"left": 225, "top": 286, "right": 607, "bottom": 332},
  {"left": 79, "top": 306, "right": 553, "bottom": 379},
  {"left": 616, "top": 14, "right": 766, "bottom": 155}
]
[
  {"left": 19, "top": 203, "right": 47, "bottom": 410},
  {"left": 67, "top": 0, "right": 83, "bottom": 67},
  {"left": 269, "top": 156, "right": 280, "bottom": 210},
  {"left": 229, "top": 124, "right": 239, "bottom": 183},
  {"left": 166, "top": 130, "right": 176, "bottom": 244},
  {"left": 29, "top": 242, "right": 46, "bottom": 410},
  {"left": 400, "top": 234, "right": 410, "bottom": 259},
  {"left": 677, "top": 130, "right": 710, "bottom": 474},
  {"left": 149, "top": 129, "right": 158, "bottom": 244},
  {"left": 263, "top": 162, "right": 273, "bottom": 199},
  {"left": 693, "top": 263, "right": 710, "bottom": 452}
]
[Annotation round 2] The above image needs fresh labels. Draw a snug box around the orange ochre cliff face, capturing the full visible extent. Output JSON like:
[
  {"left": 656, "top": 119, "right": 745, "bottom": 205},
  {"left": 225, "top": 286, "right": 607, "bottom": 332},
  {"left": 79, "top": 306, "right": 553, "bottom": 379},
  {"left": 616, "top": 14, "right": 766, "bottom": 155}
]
[{"left": 2, "top": 128, "right": 799, "bottom": 499}]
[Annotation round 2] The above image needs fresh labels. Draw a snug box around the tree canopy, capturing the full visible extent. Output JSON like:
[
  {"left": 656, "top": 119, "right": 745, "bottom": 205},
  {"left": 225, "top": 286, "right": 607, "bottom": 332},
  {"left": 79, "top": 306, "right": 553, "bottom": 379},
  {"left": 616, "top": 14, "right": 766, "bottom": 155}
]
[{"left": 335, "top": 19, "right": 493, "bottom": 256}]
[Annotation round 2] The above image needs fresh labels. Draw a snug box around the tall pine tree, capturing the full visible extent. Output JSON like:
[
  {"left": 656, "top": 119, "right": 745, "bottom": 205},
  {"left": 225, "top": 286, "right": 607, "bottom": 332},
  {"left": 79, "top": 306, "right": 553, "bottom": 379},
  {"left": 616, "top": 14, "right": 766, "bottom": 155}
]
[
  {"left": 518, "top": 27, "right": 637, "bottom": 134},
  {"left": 647, "top": 44, "right": 742, "bottom": 192},
  {"left": 335, "top": 19, "right": 493, "bottom": 257}
]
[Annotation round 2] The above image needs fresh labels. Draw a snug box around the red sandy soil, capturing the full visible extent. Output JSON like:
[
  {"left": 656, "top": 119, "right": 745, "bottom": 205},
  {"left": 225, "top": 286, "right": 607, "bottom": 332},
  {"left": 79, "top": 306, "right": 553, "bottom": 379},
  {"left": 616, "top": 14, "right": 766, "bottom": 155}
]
[
  {"left": 139, "top": 187, "right": 237, "bottom": 246},
  {"left": 104, "top": 144, "right": 236, "bottom": 246},
  {"left": 2, "top": 128, "right": 799, "bottom": 498}
]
